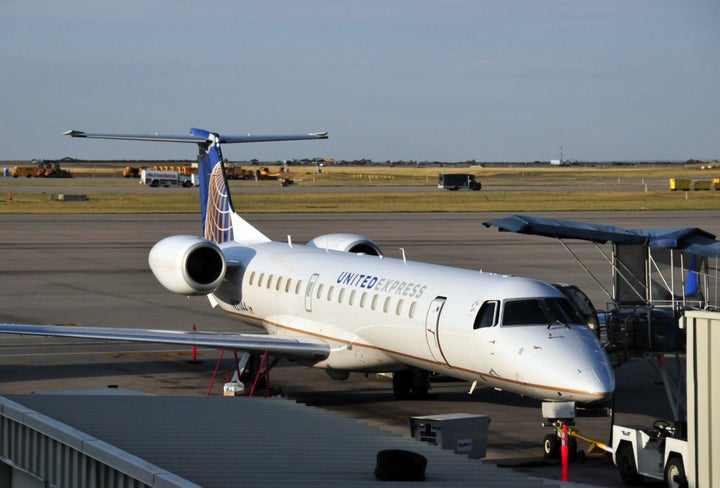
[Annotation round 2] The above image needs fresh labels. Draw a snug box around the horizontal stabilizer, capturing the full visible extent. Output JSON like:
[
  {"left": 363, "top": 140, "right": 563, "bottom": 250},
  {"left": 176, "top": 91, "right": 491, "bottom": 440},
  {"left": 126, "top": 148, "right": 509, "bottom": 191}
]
[
  {"left": 64, "top": 130, "right": 328, "bottom": 144},
  {"left": 0, "top": 324, "right": 329, "bottom": 363}
]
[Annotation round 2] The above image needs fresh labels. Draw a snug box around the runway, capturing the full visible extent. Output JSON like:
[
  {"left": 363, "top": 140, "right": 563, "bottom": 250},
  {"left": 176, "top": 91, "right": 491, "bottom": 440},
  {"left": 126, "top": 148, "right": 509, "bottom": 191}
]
[{"left": 1, "top": 211, "right": 716, "bottom": 486}]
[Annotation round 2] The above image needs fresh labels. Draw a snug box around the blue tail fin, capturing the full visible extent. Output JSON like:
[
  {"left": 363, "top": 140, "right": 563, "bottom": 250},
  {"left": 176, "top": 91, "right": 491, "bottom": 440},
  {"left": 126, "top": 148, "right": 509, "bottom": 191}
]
[{"left": 192, "top": 128, "right": 270, "bottom": 245}]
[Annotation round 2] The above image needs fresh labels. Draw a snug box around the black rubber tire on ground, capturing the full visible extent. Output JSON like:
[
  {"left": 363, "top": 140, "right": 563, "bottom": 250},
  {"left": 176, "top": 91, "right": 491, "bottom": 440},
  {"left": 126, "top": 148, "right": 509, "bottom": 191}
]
[
  {"left": 392, "top": 369, "right": 412, "bottom": 400},
  {"left": 374, "top": 450, "right": 427, "bottom": 481},
  {"left": 568, "top": 436, "right": 578, "bottom": 463},
  {"left": 543, "top": 433, "right": 560, "bottom": 459},
  {"left": 664, "top": 456, "right": 687, "bottom": 488},
  {"left": 616, "top": 443, "right": 644, "bottom": 486}
]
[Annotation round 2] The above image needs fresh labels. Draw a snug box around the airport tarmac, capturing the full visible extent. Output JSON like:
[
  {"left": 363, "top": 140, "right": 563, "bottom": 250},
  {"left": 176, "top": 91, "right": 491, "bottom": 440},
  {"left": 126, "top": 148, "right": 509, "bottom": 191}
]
[{"left": 1, "top": 211, "right": 716, "bottom": 486}]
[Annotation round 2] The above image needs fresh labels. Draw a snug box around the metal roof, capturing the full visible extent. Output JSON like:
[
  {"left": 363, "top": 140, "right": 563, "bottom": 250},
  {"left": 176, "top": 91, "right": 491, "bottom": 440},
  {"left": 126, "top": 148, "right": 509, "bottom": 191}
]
[
  {"left": 483, "top": 214, "right": 720, "bottom": 257},
  {"left": 6, "top": 393, "right": 561, "bottom": 487}
]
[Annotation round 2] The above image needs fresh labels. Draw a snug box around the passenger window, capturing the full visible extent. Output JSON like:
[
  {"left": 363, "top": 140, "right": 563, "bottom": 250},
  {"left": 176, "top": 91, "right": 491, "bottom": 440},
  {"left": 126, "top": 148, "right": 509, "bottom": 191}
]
[
  {"left": 360, "top": 292, "right": 367, "bottom": 308},
  {"left": 395, "top": 299, "right": 404, "bottom": 316},
  {"left": 327, "top": 285, "right": 335, "bottom": 301},
  {"left": 267, "top": 274, "right": 274, "bottom": 289},
  {"left": 371, "top": 294, "right": 379, "bottom": 311},
  {"left": 408, "top": 301, "right": 417, "bottom": 319},
  {"left": 349, "top": 290, "right": 356, "bottom": 306},
  {"left": 258, "top": 273, "right": 265, "bottom": 288},
  {"left": 338, "top": 288, "right": 346, "bottom": 303},
  {"left": 276, "top": 277, "right": 283, "bottom": 291},
  {"left": 285, "top": 278, "right": 292, "bottom": 293},
  {"left": 383, "top": 297, "right": 391, "bottom": 313},
  {"left": 473, "top": 301, "right": 498, "bottom": 329},
  {"left": 295, "top": 280, "right": 302, "bottom": 295},
  {"left": 249, "top": 271, "right": 256, "bottom": 286},
  {"left": 316, "top": 283, "right": 324, "bottom": 300}
]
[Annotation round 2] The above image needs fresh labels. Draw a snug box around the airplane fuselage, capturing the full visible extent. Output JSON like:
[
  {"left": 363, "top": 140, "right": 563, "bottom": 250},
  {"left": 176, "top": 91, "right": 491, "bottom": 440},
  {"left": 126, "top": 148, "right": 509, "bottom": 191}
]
[{"left": 210, "top": 241, "right": 614, "bottom": 403}]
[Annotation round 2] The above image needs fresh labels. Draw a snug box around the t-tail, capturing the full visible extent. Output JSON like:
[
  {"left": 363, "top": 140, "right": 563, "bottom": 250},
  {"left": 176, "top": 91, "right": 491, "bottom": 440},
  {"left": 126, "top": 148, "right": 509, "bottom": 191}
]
[
  {"left": 64, "top": 128, "right": 328, "bottom": 244},
  {"left": 190, "top": 128, "right": 265, "bottom": 245}
]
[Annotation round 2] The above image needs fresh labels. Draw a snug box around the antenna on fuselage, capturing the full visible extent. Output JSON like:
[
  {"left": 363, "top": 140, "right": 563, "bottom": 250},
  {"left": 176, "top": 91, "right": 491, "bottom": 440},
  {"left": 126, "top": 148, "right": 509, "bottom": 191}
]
[{"left": 399, "top": 248, "right": 407, "bottom": 265}]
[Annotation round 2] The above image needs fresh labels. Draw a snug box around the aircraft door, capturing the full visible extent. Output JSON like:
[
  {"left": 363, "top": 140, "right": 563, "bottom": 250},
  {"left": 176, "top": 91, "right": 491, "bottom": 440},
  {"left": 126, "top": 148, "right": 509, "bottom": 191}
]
[
  {"left": 305, "top": 273, "right": 319, "bottom": 312},
  {"left": 425, "top": 296, "right": 450, "bottom": 367}
]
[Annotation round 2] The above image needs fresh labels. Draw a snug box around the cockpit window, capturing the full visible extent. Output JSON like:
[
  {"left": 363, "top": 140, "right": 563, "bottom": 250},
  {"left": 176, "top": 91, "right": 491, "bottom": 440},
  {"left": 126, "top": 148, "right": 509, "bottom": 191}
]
[
  {"left": 502, "top": 299, "right": 546, "bottom": 325},
  {"left": 545, "top": 297, "right": 584, "bottom": 325},
  {"left": 501, "top": 298, "right": 583, "bottom": 326},
  {"left": 473, "top": 301, "right": 498, "bottom": 329}
]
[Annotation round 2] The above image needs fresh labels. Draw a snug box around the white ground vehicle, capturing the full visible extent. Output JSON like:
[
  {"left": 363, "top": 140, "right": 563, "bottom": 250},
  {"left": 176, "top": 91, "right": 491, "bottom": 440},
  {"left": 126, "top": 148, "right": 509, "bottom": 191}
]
[
  {"left": 612, "top": 421, "right": 688, "bottom": 488},
  {"left": 140, "top": 169, "right": 193, "bottom": 187}
]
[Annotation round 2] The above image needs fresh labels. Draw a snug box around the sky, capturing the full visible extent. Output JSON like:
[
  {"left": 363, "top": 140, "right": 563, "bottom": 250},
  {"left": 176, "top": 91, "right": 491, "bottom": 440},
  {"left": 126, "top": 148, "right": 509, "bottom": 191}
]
[{"left": 1, "top": 1, "right": 718, "bottom": 163}]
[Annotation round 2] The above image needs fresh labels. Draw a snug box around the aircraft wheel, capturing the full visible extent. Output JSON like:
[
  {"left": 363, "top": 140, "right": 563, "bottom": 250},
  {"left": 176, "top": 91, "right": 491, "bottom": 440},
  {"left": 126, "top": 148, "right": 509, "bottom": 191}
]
[
  {"left": 616, "top": 443, "right": 643, "bottom": 486},
  {"left": 392, "top": 370, "right": 412, "bottom": 400},
  {"left": 568, "top": 436, "right": 578, "bottom": 462},
  {"left": 543, "top": 434, "right": 560, "bottom": 459},
  {"left": 664, "top": 456, "right": 687, "bottom": 488}
]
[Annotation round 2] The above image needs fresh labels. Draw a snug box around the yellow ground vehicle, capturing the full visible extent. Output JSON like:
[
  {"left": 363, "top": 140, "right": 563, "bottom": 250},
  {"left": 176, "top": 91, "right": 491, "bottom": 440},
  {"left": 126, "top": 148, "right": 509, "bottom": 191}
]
[
  {"left": 226, "top": 166, "right": 255, "bottom": 180},
  {"left": 123, "top": 166, "right": 141, "bottom": 178},
  {"left": 10, "top": 166, "right": 37, "bottom": 178},
  {"left": 258, "top": 166, "right": 282, "bottom": 180}
]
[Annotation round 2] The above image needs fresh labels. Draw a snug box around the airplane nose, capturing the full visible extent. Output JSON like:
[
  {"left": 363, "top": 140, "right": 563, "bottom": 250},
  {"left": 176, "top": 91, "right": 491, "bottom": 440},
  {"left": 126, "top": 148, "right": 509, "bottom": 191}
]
[
  {"left": 560, "top": 328, "right": 615, "bottom": 402},
  {"left": 571, "top": 364, "right": 615, "bottom": 402}
]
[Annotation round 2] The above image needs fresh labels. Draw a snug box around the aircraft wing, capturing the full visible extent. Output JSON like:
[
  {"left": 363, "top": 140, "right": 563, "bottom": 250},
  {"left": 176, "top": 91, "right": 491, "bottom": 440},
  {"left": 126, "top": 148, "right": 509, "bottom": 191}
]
[
  {"left": 63, "top": 130, "right": 328, "bottom": 144},
  {"left": 0, "top": 324, "right": 329, "bottom": 363}
]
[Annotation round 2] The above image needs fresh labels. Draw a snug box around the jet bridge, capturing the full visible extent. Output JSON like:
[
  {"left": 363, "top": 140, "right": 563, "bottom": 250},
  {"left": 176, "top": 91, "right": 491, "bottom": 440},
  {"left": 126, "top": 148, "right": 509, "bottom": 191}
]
[{"left": 483, "top": 215, "right": 720, "bottom": 364}]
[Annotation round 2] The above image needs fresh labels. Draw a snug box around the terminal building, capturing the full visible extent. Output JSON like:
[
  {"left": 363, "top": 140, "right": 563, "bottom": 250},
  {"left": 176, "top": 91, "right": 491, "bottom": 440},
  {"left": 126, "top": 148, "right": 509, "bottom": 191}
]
[{"left": 0, "top": 392, "right": 554, "bottom": 488}]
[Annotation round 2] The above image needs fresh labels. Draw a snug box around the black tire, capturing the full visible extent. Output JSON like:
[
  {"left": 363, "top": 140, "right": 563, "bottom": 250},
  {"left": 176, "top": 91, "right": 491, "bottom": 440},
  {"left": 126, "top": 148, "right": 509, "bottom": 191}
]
[
  {"left": 568, "top": 436, "right": 578, "bottom": 463},
  {"left": 375, "top": 450, "right": 426, "bottom": 481},
  {"left": 616, "top": 443, "right": 644, "bottom": 486},
  {"left": 392, "top": 369, "right": 412, "bottom": 400},
  {"left": 543, "top": 433, "right": 560, "bottom": 459},
  {"left": 150, "top": 180, "right": 159, "bottom": 187},
  {"left": 664, "top": 456, "right": 687, "bottom": 488}
]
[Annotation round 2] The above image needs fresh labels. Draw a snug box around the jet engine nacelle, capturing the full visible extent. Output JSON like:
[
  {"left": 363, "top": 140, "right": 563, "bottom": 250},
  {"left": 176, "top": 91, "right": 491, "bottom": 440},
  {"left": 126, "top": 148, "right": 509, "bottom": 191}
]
[
  {"left": 305, "top": 233, "right": 382, "bottom": 256},
  {"left": 148, "top": 235, "right": 226, "bottom": 295}
]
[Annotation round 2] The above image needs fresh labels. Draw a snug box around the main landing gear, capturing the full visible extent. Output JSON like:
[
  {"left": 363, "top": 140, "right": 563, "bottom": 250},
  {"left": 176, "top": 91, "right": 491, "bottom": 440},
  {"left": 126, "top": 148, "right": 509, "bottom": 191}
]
[{"left": 392, "top": 368, "right": 432, "bottom": 399}]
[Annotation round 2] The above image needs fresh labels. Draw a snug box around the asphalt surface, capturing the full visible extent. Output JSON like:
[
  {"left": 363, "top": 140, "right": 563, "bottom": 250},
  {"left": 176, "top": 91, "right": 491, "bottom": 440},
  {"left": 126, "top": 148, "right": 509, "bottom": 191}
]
[{"left": 1, "top": 210, "right": 715, "bottom": 486}]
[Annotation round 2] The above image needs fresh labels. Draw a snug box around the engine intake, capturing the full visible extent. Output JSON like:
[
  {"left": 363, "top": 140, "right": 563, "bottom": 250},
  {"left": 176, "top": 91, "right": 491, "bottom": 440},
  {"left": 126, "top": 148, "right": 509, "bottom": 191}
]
[
  {"left": 148, "top": 235, "right": 226, "bottom": 295},
  {"left": 305, "top": 233, "right": 382, "bottom": 256}
]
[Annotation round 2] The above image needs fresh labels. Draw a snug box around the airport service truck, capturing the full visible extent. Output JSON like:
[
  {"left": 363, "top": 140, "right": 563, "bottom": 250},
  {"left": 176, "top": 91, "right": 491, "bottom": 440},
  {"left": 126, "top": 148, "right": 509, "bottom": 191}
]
[
  {"left": 612, "top": 421, "right": 688, "bottom": 488},
  {"left": 438, "top": 173, "right": 481, "bottom": 191},
  {"left": 140, "top": 169, "right": 194, "bottom": 187}
]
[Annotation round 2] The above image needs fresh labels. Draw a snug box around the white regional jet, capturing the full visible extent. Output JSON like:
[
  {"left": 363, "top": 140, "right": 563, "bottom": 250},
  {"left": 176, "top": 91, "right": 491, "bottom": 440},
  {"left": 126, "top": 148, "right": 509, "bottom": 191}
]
[{"left": 0, "top": 128, "right": 614, "bottom": 405}]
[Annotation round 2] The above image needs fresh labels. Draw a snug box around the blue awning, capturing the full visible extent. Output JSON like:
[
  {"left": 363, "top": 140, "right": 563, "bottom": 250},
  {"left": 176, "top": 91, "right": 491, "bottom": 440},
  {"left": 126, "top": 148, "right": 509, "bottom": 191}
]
[{"left": 483, "top": 214, "right": 720, "bottom": 258}]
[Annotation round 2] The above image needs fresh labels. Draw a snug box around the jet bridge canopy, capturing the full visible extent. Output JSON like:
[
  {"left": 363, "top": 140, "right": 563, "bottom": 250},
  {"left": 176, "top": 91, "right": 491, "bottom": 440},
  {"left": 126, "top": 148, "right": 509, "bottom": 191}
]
[
  {"left": 483, "top": 215, "right": 720, "bottom": 255},
  {"left": 483, "top": 214, "right": 720, "bottom": 356}
]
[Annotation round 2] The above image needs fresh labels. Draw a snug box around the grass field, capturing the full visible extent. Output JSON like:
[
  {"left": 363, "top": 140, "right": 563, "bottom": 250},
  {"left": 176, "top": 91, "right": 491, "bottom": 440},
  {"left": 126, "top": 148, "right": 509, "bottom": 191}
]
[{"left": 1, "top": 164, "right": 719, "bottom": 213}]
